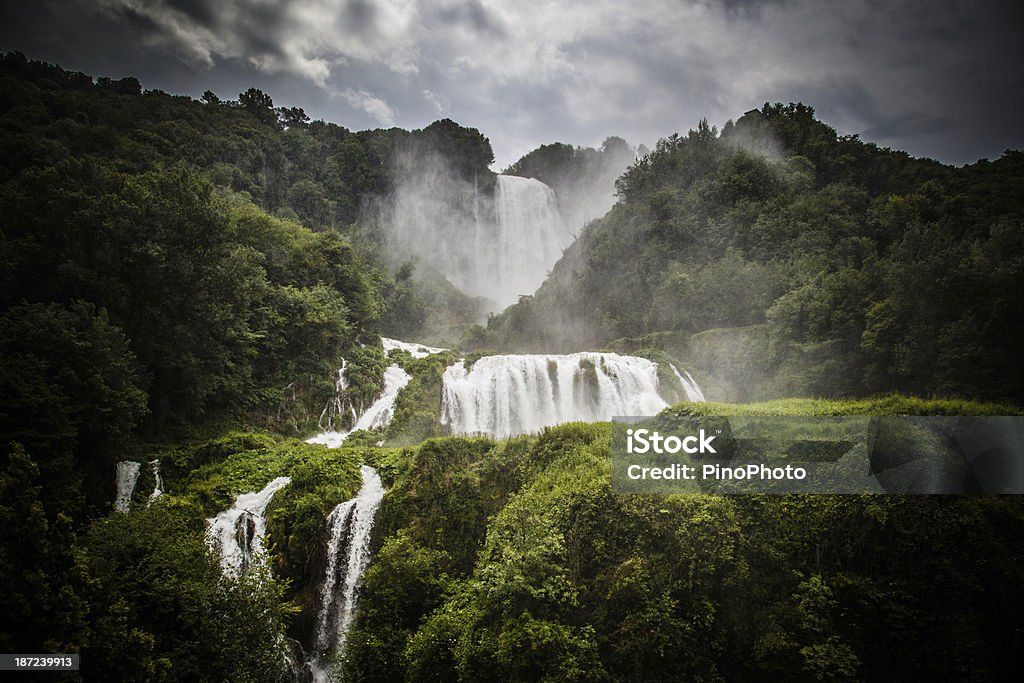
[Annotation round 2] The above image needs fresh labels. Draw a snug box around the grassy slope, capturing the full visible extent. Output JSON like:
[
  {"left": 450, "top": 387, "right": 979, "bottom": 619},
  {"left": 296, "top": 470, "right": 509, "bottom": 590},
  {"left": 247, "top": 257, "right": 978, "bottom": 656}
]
[{"left": 340, "top": 396, "right": 1024, "bottom": 680}]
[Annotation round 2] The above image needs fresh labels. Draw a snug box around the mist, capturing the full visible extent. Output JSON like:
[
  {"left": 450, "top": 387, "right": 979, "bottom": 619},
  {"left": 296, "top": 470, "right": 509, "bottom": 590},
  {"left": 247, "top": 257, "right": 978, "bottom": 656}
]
[
  {"left": 377, "top": 145, "right": 490, "bottom": 303},
  {"left": 373, "top": 132, "right": 637, "bottom": 315}
]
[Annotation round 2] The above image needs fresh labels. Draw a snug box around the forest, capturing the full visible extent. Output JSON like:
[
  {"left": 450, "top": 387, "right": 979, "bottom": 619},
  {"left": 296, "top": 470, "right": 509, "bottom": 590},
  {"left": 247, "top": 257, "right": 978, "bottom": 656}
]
[
  {"left": 1, "top": 52, "right": 1023, "bottom": 681},
  {"left": 485, "top": 106, "right": 1024, "bottom": 405}
]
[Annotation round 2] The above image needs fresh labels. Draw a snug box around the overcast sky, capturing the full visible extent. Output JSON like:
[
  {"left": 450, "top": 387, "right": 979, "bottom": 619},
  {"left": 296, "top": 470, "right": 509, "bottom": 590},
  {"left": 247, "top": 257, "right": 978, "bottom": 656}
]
[{"left": 2, "top": 0, "right": 1022, "bottom": 168}]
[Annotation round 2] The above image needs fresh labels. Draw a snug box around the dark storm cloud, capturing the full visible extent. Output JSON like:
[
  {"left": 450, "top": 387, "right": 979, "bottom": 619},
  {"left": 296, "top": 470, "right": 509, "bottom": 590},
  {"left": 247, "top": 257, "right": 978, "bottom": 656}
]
[
  {"left": 434, "top": 0, "right": 506, "bottom": 35},
  {"left": 0, "top": 1, "right": 1021, "bottom": 167},
  {"left": 165, "top": 0, "right": 218, "bottom": 26},
  {"left": 342, "top": 0, "right": 378, "bottom": 33},
  {"left": 718, "top": 0, "right": 788, "bottom": 17}
]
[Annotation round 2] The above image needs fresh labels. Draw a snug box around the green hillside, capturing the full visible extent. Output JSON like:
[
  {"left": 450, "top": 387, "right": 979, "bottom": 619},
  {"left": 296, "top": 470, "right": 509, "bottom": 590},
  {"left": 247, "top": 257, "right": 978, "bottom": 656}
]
[{"left": 487, "top": 106, "right": 1024, "bottom": 404}]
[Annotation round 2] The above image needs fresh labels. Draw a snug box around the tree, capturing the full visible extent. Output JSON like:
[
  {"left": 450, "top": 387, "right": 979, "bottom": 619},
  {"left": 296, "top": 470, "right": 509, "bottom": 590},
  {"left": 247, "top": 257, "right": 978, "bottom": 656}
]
[
  {"left": 0, "top": 301, "right": 147, "bottom": 515},
  {"left": 0, "top": 446, "right": 90, "bottom": 654},
  {"left": 84, "top": 504, "right": 294, "bottom": 681},
  {"left": 380, "top": 261, "right": 427, "bottom": 337},
  {"left": 239, "top": 87, "right": 279, "bottom": 127},
  {"left": 278, "top": 106, "right": 310, "bottom": 129},
  {"left": 418, "top": 118, "right": 495, "bottom": 177}
]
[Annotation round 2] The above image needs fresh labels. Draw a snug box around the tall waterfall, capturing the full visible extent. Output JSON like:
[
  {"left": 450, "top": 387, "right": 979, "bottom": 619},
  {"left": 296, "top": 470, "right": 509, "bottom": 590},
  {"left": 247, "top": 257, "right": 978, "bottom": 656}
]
[
  {"left": 308, "top": 465, "right": 386, "bottom": 682},
  {"left": 478, "top": 175, "right": 570, "bottom": 308},
  {"left": 386, "top": 162, "right": 570, "bottom": 309},
  {"left": 205, "top": 476, "right": 292, "bottom": 578},
  {"left": 114, "top": 460, "right": 141, "bottom": 512},
  {"left": 441, "top": 352, "right": 701, "bottom": 438}
]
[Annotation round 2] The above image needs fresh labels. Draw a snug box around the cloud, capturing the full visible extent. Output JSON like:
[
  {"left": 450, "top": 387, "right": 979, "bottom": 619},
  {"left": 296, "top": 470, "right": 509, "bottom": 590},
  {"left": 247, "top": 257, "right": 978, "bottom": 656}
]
[
  {"left": 340, "top": 87, "right": 397, "bottom": 127},
  {"left": 94, "top": 0, "right": 421, "bottom": 85},
  {"left": 2, "top": 0, "right": 1022, "bottom": 166},
  {"left": 422, "top": 89, "right": 449, "bottom": 116}
]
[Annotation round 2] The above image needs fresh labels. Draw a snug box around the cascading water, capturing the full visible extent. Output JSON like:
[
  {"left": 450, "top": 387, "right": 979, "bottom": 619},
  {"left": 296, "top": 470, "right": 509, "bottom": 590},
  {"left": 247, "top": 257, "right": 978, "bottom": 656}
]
[
  {"left": 114, "top": 459, "right": 163, "bottom": 511},
  {"left": 307, "top": 365, "right": 411, "bottom": 448},
  {"left": 303, "top": 344, "right": 421, "bottom": 677},
  {"left": 308, "top": 338, "right": 444, "bottom": 448},
  {"left": 114, "top": 461, "right": 141, "bottom": 513},
  {"left": 318, "top": 359, "right": 350, "bottom": 432},
  {"left": 148, "top": 459, "right": 164, "bottom": 502},
  {"left": 381, "top": 337, "right": 447, "bottom": 359},
  {"left": 205, "top": 476, "right": 292, "bottom": 578},
  {"left": 441, "top": 353, "right": 705, "bottom": 438},
  {"left": 307, "top": 465, "right": 386, "bottom": 682},
  {"left": 386, "top": 162, "right": 569, "bottom": 310},
  {"left": 670, "top": 364, "right": 706, "bottom": 403},
  {"left": 477, "top": 175, "right": 571, "bottom": 308}
]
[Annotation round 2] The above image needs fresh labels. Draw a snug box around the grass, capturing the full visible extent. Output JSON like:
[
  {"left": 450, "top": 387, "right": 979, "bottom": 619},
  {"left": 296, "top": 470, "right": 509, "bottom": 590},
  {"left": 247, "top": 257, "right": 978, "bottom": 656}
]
[{"left": 665, "top": 394, "right": 1022, "bottom": 417}]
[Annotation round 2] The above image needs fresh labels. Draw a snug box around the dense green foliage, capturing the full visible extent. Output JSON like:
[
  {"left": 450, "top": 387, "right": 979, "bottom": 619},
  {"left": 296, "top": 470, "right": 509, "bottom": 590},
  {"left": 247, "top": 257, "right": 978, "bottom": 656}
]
[
  {"left": 0, "top": 53, "right": 397, "bottom": 445},
  {"left": 83, "top": 503, "right": 294, "bottom": 682},
  {"left": 0, "top": 301, "right": 147, "bottom": 518},
  {"left": 490, "top": 106, "right": 1024, "bottom": 405},
  {"left": 384, "top": 350, "right": 461, "bottom": 445},
  {"left": 346, "top": 402, "right": 1024, "bottom": 681},
  {"left": 0, "top": 52, "right": 487, "bottom": 233},
  {"left": 0, "top": 53, "right": 389, "bottom": 677}
]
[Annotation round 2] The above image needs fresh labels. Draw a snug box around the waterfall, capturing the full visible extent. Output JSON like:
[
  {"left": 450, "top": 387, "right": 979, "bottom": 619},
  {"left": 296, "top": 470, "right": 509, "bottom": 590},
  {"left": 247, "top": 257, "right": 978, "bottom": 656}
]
[
  {"left": 205, "top": 476, "right": 292, "bottom": 578},
  {"left": 478, "top": 175, "right": 570, "bottom": 308},
  {"left": 114, "top": 459, "right": 165, "bottom": 511},
  {"left": 148, "top": 459, "right": 164, "bottom": 502},
  {"left": 307, "top": 465, "right": 386, "bottom": 682},
  {"left": 386, "top": 167, "right": 568, "bottom": 307},
  {"left": 381, "top": 337, "right": 447, "bottom": 359},
  {"left": 114, "top": 461, "right": 141, "bottom": 513},
  {"left": 441, "top": 352, "right": 697, "bottom": 438},
  {"left": 318, "top": 359, "right": 350, "bottom": 432},
  {"left": 670, "top": 364, "right": 706, "bottom": 402},
  {"left": 307, "top": 364, "right": 411, "bottom": 448}
]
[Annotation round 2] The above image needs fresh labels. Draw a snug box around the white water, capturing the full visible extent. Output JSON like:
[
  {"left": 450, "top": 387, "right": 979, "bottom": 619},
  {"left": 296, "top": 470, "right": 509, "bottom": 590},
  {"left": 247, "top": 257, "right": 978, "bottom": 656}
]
[
  {"left": 670, "top": 364, "right": 707, "bottom": 402},
  {"left": 441, "top": 352, "right": 693, "bottom": 438},
  {"left": 114, "top": 461, "right": 141, "bottom": 513},
  {"left": 477, "top": 175, "right": 571, "bottom": 308},
  {"left": 386, "top": 164, "right": 569, "bottom": 310},
  {"left": 205, "top": 476, "right": 291, "bottom": 578},
  {"left": 381, "top": 337, "right": 447, "bottom": 359},
  {"left": 308, "top": 465, "right": 386, "bottom": 682},
  {"left": 318, "top": 359, "right": 350, "bottom": 432},
  {"left": 307, "top": 365, "right": 411, "bottom": 448},
  {"left": 148, "top": 459, "right": 164, "bottom": 502}
]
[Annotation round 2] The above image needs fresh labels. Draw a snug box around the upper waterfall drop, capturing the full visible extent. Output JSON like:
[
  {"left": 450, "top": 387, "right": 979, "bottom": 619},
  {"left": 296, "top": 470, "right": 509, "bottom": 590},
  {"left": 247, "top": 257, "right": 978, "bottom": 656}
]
[
  {"left": 441, "top": 352, "right": 694, "bottom": 438},
  {"left": 480, "top": 175, "right": 571, "bottom": 308}
]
